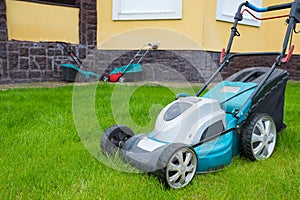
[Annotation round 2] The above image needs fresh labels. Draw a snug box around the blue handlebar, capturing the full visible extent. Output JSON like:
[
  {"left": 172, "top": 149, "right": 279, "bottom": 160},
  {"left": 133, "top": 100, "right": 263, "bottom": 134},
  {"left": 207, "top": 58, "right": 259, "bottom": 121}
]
[
  {"left": 245, "top": 1, "right": 292, "bottom": 13},
  {"left": 245, "top": 2, "right": 268, "bottom": 12}
]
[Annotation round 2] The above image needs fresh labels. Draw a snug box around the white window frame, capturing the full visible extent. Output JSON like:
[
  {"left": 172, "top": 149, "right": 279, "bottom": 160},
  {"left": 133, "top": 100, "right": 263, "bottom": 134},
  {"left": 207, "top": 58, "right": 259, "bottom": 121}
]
[
  {"left": 216, "top": 0, "right": 262, "bottom": 27},
  {"left": 112, "top": 0, "right": 182, "bottom": 20}
]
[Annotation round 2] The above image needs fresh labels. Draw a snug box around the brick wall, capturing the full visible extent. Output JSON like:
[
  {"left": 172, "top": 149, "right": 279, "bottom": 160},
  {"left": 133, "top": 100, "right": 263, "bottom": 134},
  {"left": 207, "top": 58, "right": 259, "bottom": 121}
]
[
  {"left": 3, "top": 41, "right": 89, "bottom": 84},
  {"left": 0, "top": 0, "right": 8, "bottom": 83},
  {"left": 98, "top": 50, "right": 225, "bottom": 82}
]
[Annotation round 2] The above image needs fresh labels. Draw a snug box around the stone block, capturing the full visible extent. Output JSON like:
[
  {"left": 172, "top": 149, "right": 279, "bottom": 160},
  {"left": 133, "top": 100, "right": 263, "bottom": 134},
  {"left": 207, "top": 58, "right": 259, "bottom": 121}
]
[
  {"left": 8, "top": 52, "right": 19, "bottom": 69},
  {"left": 79, "top": 47, "right": 87, "bottom": 59},
  {"left": 47, "top": 48, "right": 55, "bottom": 56},
  {"left": 29, "top": 70, "right": 41, "bottom": 78},
  {"left": 0, "top": 16, "right": 5, "bottom": 22},
  {"left": 55, "top": 49, "right": 63, "bottom": 56},
  {"left": 42, "top": 71, "right": 53, "bottom": 78},
  {"left": 35, "top": 56, "right": 47, "bottom": 69},
  {"left": 0, "top": 19, "right": 6, "bottom": 30},
  {"left": 0, "top": 41, "right": 7, "bottom": 51},
  {"left": 82, "top": 2, "right": 96, "bottom": 10},
  {"left": 13, "top": 79, "right": 28, "bottom": 84},
  {"left": 45, "top": 42, "right": 56, "bottom": 49},
  {"left": 47, "top": 58, "right": 53, "bottom": 70},
  {"left": 30, "top": 57, "right": 39, "bottom": 70},
  {"left": 19, "top": 57, "right": 29, "bottom": 70},
  {"left": 7, "top": 42, "right": 19, "bottom": 51},
  {"left": 30, "top": 48, "right": 46, "bottom": 56},
  {"left": 87, "top": 31, "right": 96, "bottom": 46},
  {"left": 80, "top": 33, "right": 87, "bottom": 45},
  {"left": 1, "top": 58, "right": 7, "bottom": 76},
  {"left": 0, "top": 2, "right": 6, "bottom": 12},
  {"left": 9, "top": 70, "right": 27, "bottom": 79},
  {"left": 0, "top": 50, "right": 6, "bottom": 59},
  {"left": 0, "top": 79, "right": 11, "bottom": 84},
  {"left": 87, "top": 16, "right": 97, "bottom": 25},
  {"left": 19, "top": 47, "right": 29, "bottom": 57}
]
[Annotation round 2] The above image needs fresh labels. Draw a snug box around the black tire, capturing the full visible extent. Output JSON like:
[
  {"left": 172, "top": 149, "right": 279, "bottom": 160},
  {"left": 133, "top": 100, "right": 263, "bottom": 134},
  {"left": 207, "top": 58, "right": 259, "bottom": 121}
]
[
  {"left": 100, "top": 125, "right": 134, "bottom": 156},
  {"left": 156, "top": 143, "right": 198, "bottom": 189},
  {"left": 240, "top": 113, "right": 277, "bottom": 161},
  {"left": 102, "top": 75, "right": 109, "bottom": 82},
  {"left": 76, "top": 74, "right": 86, "bottom": 82},
  {"left": 118, "top": 76, "right": 125, "bottom": 83}
]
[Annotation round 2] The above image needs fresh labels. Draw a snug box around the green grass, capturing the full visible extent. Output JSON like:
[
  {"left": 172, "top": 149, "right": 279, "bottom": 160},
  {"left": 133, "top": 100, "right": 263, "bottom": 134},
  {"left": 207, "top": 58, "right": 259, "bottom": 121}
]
[{"left": 0, "top": 82, "right": 299, "bottom": 199}]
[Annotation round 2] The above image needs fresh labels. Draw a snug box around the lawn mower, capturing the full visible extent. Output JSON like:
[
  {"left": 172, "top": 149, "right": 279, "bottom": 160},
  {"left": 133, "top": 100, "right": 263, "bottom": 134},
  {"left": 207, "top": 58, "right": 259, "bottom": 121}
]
[
  {"left": 58, "top": 42, "right": 101, "bottom": 82},
  {"left": 100, "top": 1, "right": 298, "bottom": 189},
  {"left": 103, "top": 43, "right": 159, "bottom": 82}
]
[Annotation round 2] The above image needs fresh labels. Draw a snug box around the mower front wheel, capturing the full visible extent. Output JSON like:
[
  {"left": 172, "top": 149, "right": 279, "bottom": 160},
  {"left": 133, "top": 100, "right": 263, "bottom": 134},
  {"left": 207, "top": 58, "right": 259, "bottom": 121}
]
[
  {"left": 100, "top": 125, "right": 134, "bottom": 156},
  {"left": 156, "top": 143, "right": 198, "bottom": 189},
  {"left": 241, "top": 113, "right": 277, "bottom": 161}
]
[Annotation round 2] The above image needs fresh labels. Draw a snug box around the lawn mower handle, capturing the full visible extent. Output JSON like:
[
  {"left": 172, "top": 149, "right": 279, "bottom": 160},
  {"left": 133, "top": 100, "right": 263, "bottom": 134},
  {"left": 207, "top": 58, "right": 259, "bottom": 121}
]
[
  {"left": 195, "top": 52, "right": 280, "bottom": 97},
  {"left": 196, "top": 0, "right": 298, "bottom": 97},
  {"left": 245, "top": 1, "right": 292, "bottom": 13},
  {"left": 56, "top": 41, "right": 83, "bottom": 67}
]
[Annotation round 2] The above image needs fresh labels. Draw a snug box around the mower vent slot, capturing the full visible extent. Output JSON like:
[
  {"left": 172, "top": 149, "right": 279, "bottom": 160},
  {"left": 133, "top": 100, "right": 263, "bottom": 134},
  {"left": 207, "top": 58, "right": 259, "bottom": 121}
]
[
  {"left": 241, "top": 71, "right": 265, "bottom": 82},
  {"left": 229, "top": 70, "right": 266, "bottom": 83},
  {"left": 200, "top": 120, "right": 224, "bottom": 142}
]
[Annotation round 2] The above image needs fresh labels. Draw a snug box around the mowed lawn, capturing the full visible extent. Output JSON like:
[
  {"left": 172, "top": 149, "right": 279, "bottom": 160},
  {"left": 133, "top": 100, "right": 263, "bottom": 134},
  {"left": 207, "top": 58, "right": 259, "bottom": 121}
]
[{"left": 0, "top": 82, "right": 299, "bottom": 199}]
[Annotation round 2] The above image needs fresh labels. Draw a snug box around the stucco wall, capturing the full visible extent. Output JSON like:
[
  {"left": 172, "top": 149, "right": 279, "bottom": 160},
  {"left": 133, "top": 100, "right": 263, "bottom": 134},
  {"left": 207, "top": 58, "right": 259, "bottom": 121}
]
[
  {"left": 96, "top": 0, "right": 300, "bottom": 54},
  {"left": 6, "top": 0, "right": 79, "bottom": 43}
]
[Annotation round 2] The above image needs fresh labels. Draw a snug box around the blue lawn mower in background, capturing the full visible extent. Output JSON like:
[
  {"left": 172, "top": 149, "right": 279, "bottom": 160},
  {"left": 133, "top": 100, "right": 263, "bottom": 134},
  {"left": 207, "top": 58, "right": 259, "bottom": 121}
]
[
  {"left": 58, "top": 42, "right": 101, "bottom": 82},
  {"left": 100, "top": 1, "right": 298, "bottom": 189}
]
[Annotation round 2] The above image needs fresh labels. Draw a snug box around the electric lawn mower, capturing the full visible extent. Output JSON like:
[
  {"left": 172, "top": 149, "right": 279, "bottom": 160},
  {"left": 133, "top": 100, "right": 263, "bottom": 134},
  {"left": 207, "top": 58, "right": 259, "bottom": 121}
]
[
  {"left": 58, "top": 42, "right": 101, "bottom": 82},
  {"left": 100, "top": 1, "right": 299, "bottom": 189},
  {"left": 103, "top": 43, "right": 159, "bottom": 82}
]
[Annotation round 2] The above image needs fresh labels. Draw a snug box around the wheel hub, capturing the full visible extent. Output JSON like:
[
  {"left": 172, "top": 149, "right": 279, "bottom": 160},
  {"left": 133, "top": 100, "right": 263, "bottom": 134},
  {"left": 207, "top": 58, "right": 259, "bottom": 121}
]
[
  {"left": 180, "top": 165, "right": 186, "bottom": 173},
  {"left": 118, "top": 141, "right": 124, "bottom": 147},
  {"left": 263, "top": 135, "right": 268, "bottom": 143}
]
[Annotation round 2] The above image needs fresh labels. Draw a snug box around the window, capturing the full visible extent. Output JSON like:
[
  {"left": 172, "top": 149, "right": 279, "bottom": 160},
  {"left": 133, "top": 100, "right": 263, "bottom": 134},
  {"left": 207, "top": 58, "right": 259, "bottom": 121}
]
[
  {"left": 216, "top": 0, "right": 262, "bottom": 27},
  {"left": 112, "top": 0, "right": 182, "bottom": 20},
  {"left": 18, "top": 0, "right": 75, "bottom": 6}
]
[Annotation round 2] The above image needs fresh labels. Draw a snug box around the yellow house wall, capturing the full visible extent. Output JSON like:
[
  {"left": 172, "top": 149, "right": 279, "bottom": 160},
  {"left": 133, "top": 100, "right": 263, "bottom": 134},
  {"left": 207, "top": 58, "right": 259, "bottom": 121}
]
[
  {"left": 97, "top": 0, "right": 300, "bottom": 54},
  {"left": 6, "top": 0, "right": 79, "bottom": 43},
  {"left": 97, "top": 0, "right": 204, "bottom": 50}
]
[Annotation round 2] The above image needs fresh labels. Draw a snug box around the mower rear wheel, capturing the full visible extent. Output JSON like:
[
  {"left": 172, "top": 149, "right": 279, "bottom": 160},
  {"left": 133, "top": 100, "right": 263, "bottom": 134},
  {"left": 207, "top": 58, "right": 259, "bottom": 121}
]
[
  {"left": 76, "top": 74, "right": 86, "bottom": 82},
  {"left": 241, "top": 113, "right": 277, "bottom": 161},
  {"left": 100, "top": 125, "right": 134, "bottom": 156},
  {"left": 156, "top": 143, "right": 198, "bottom": 189},
  {"left": 118, "top": 76, "right": 125, "bottom": 83}
]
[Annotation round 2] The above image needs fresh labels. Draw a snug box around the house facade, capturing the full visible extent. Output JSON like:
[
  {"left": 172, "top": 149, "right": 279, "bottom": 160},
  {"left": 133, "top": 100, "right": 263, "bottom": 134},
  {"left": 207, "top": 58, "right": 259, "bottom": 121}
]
[{"left": 1, "top": 0, "right": 300, "bottom": 84}]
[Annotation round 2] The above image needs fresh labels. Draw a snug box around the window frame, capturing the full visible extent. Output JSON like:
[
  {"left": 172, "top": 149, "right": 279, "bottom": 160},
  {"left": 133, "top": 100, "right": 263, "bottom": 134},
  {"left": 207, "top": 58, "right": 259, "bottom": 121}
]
[{"left": 112, "top": 0, "right": 182, "bottom": 21}]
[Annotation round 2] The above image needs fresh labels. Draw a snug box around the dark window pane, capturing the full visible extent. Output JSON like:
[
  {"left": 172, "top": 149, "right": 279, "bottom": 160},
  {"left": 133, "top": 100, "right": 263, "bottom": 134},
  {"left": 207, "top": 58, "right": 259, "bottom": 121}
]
[
  {"left": 45, "top": 0, "right": 75, "bottom": 5},
  {"left": 19, "top": 0, "right": 75, "bottom": 6}
]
